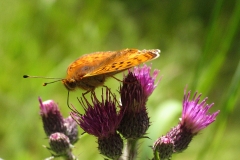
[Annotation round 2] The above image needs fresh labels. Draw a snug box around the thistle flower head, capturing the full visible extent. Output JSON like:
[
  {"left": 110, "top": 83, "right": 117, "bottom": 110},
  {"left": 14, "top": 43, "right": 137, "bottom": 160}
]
[
  {"left": 133, "top": 64, "right": 160, "bottom": 97},
  {"left": 181, "top": 90, "right": 220, "bottom": 134},
  {"left": 39, "top": 98, "right": 78, "bottom": 160},
  {"left": 71, "top": 89, "right": 122, "bottom": 138},
  {"left": 71, "top": 89, "right": 123, "bottom": 159},
  {"left": 120, "top": 72, "right": 146, "bottom": 112},
  {"left": 49, "top": 132, "right": 71, "bottom": 155},
  {"left": 118, "top": 64, "right": 160, "bottom": 139},
  {"left": 120, "top": 64, "right": 160, "bottom": 113},
  {"left": 166, "top": 90, "right": 220, "bottom": 153},
  {"left": 153, "top": 135, "right": 174, "bottom": 160},
  {"left": 64, "top": 116, "right": 79, "bottom": 144},
  {"left": 98, "top": 133, "right": 123, "bottom": 159},
  {"left": 39, "top": 97, "right": 65, "bottom": 136}
]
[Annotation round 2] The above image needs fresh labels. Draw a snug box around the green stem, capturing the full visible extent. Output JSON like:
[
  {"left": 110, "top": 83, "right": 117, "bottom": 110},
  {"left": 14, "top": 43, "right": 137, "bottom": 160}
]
[
  {"left": 152, "top": 148, "right": 160, "bottom": 160},
  {"left": 125, "top": 139, "right": 138, "bottom": 160}
]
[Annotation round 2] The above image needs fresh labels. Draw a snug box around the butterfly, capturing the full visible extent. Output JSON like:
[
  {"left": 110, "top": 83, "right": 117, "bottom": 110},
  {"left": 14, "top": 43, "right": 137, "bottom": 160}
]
[{"left": 24, "top": 48, "right": 160, "bottom": 91}]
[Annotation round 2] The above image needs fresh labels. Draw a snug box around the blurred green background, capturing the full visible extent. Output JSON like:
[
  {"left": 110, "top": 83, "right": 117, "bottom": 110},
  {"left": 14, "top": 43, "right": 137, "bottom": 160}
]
[{"left": 0, "top": 0, "right": 239, "bottom": 159}]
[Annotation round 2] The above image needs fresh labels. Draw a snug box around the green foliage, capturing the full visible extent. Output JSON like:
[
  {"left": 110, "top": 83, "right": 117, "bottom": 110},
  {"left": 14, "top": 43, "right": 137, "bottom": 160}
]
[{"left": 0, "top": 0, "right": 239, "bottom": 159}]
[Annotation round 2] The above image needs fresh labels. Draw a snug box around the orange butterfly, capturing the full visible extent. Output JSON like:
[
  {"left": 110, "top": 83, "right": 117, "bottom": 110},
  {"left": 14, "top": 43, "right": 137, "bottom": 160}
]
[{"left": 24, "top": 48, "right": 160, "bottom": 91}]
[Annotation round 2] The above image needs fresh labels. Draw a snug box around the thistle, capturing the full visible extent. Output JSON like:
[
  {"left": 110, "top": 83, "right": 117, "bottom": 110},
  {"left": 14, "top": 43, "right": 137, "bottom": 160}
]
[
  {"left": 71, "top": 89, "right": 123, "bottom": 159},
  {"left": 39, "top": 98, "right": 78, "bottom": 160},
  {"left": 153, "top": 90, "right": 220, "bottom": 159}
]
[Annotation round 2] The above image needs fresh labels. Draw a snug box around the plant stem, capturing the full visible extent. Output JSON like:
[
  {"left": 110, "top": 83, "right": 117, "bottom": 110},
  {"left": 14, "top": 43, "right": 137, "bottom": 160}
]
[{"left": 125, "top": 139, "right": 138, "bottom": 160}]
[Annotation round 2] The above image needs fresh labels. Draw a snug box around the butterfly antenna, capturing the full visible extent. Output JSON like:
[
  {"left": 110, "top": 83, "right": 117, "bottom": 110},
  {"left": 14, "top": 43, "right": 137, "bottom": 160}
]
[
  {"left": 23, "top": 75, "right": 64, "bottom": 86},
  {"left": 23, "top": 75, "right": 63, "bottom": 80},
  {"left": 42, "top": 80, "right": 63, "bottom": 86}
]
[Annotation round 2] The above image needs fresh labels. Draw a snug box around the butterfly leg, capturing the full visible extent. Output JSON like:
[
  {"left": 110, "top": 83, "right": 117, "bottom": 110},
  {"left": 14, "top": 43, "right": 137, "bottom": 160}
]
[
  {"left": 82, "top": 90, "right": 92, "bottom": 96},
  {"left": 110, "top": 75, "right": 123, "bottom": 82}
]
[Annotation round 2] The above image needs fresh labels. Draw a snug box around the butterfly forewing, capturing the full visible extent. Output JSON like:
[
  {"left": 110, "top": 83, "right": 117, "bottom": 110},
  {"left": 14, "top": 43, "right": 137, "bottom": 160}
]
[
  {"left": 83, "top": 49, "right": 160, "bottom": 77},
  {"left": 66, "top": 51, "right": 121, "bottom": 78}
]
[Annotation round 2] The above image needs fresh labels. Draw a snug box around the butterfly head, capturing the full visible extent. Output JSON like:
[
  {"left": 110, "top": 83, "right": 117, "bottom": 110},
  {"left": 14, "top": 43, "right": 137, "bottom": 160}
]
[{"left": 62, "top": 79, "right": 77, "bottom": 91}]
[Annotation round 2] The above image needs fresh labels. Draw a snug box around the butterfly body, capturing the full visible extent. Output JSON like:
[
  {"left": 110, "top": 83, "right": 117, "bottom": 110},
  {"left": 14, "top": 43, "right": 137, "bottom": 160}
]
[{"left": 62, "top": 48, "right": 160, "bottom": 91}]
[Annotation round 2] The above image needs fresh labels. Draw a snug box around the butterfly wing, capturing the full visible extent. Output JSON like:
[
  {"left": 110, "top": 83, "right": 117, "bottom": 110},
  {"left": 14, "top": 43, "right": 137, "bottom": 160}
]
[
  {"left": 66, "top": 51, "right": 122, "bottom": 78},
  {"left": 82, "top": 49, "right": 160, "bottom": 77}
]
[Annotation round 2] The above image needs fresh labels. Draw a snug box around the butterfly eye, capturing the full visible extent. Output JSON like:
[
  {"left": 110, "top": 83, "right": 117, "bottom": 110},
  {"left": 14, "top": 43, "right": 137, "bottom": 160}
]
[{"left": 63, "top": 79, "right": 77, "bottom": 91}]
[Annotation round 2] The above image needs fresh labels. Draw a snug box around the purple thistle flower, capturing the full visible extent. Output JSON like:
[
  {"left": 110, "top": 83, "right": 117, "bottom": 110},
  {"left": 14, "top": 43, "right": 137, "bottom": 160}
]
[
  {"left": 181, "top": 90, "right": 220, "bottom": 134},
  {"left": 71, "top": 89, "right": 122, "bottom": 138},
  {"left": 133, "top": 64, "right": 160, "bottom": 97},
  {"left": 121, "top": 64, "right": 160, "bottom": 113},
  {"left": 118, "top": 64, "right": 160, "bottom": 139},
  {"left": 166, "top": 90, "right": 220, "bottom": 153},
  {"left": 39, "top": 97, "right": 65, "bottom": 136},
  {"left": 71, "top": 89, "right": 123, "bottom": 159},
  {"left": 39, "top": 98, "right": 79, "bottom": 143}
]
